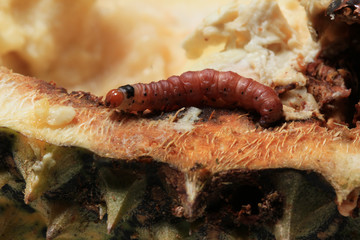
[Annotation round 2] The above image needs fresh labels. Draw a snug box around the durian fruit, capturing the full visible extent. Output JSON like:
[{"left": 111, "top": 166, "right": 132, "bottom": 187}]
[
  {"left": 2, "top": 0, "right": 360, "bottom": 239},
  {"left": 0, "top": 67, "right": 359, "bottom": 239}
]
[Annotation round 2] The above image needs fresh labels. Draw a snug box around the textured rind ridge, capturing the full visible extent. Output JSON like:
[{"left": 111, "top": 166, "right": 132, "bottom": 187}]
[{"left": 0, "top": 67, "right": 360, "bottom": 208}]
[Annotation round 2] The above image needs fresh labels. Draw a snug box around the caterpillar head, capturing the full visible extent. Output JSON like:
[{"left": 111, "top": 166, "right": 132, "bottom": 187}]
[
  {"left": 105, "top": 89, "right": 125, "bottom": 108},
  {"left": 105, "top": 85, "right": 135, "bottom": 109}
]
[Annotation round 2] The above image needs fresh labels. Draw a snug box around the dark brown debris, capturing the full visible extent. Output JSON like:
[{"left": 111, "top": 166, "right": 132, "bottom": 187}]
[
  {"left": 305, "top": 57, "right": 354, "bottom": 122},
  {"left": 306, "top": 58, "right": 351, "bottom": 108},
  {"left": 327, "top": 0, "right": 360, "bottom": 24},
  {"left": 352, "top": 102, "right": 360, "bottom": 124}
]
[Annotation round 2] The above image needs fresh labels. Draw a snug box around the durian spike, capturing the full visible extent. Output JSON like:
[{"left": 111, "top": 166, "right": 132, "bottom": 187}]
[
  {"left": 160, "top": 165, "right": 210, "bottom": 219},
  {"left": 99, "top": 168, "right": 146, "bottom": 233},
  {"left": 182, "top": 171, "right": 208, "bottom": 219},
  {"left": 13, "top": 135, "right": 83, "bottom": 203},
  {"left": 46, "top": 203, "right": 79, "bottom": 240},
  {"left": 0, "top": 171, "right": 12, "bottom": 189},
  {"left": 12, "top": 135, "right": 46, "bottom": 203}
]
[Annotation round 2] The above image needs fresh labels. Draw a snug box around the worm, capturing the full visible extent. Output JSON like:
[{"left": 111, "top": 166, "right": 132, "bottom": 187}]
[{"left": 105, "top": 69, "right": 283, "bottom": 126}]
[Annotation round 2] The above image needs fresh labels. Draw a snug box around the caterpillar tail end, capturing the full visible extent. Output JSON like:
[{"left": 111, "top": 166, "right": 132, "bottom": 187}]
[{"left": 259, "top": 113, "right": 283, "bottom": 128}]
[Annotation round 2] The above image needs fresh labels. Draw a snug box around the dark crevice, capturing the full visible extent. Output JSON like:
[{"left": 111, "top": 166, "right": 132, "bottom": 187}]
[{"left": 305, "top": 23, "right": 360, "bottom": 127}]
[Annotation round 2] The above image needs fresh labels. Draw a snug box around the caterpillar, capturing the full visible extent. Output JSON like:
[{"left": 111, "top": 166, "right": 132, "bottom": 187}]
[{"left": 105, "top": 69, "right": 283, "bottom": 126}]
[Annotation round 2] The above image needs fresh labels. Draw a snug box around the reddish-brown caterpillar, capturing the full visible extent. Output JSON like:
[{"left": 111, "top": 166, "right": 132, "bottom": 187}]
[{"left": 105, "top": 69, "right": 283, "bottom": 125}]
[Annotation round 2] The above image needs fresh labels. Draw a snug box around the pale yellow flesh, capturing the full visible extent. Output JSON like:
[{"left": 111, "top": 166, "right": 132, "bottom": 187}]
[{"left": 0, "top": 0, "right": 359, "bottom": 239}]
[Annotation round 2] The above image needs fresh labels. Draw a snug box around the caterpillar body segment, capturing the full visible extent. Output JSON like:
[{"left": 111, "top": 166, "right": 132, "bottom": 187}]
[{"left": 105, "top": 69, "right": 283, "bottom": 125}]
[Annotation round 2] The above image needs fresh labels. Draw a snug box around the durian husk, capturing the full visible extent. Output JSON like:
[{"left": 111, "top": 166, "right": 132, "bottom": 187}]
[
  {"left": 0, "top": 66, "right": 360, "bottom": 239},
  {"left": 0, "top": 67, "right": 359, "bottom": 207}
]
